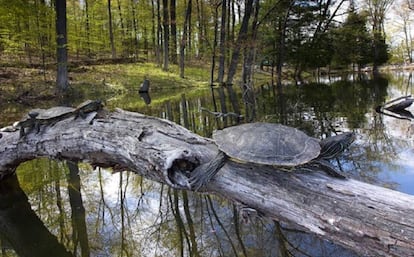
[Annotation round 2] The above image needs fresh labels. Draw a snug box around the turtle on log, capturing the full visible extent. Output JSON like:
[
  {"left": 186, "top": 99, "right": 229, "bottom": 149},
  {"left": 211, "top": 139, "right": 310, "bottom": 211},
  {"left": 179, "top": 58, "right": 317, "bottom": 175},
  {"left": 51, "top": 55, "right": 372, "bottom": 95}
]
[
  {"left": 189, "top": 123, "right": 355, "bottom": 191},
  {"left": 13, "top": 100, "right": 103, "bottom": 138}
]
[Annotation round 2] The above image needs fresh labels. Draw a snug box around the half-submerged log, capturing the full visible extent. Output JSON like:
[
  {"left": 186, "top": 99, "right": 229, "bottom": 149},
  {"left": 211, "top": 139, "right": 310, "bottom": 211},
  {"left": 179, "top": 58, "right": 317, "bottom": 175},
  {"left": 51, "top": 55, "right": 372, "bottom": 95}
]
[
  {"left": 383, "top": 95, "right": 413, "bottom": 112},
  {"left": 0, "top": 108, "right": 413, "bottom": 257}
]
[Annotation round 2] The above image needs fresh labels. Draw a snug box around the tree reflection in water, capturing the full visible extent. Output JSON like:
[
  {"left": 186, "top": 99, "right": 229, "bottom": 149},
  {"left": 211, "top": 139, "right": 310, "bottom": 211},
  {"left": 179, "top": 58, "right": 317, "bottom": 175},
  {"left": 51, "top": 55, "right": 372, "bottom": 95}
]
[
  {"left": 0, "top": 174, "right": 73, "bottom": 257},
  {"left": 4, "top": 73, "right": 414, "bottom": 256},
  {"left": 4, "top": 159, "right": 358, "bottom": 257}
]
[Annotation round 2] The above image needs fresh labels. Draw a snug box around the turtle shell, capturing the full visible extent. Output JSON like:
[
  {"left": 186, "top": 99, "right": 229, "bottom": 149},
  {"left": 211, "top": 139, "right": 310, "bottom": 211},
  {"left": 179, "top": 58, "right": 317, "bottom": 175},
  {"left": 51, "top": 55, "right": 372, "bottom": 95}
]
[
  {"left": 76, "top": 100, "right": 102, "bottom": 112},
  {"left": 213, "top": 122, "right": 321, "bottom": 166},
  {"left": 33, "top": 106, "right": 75, "bottom": 119}
]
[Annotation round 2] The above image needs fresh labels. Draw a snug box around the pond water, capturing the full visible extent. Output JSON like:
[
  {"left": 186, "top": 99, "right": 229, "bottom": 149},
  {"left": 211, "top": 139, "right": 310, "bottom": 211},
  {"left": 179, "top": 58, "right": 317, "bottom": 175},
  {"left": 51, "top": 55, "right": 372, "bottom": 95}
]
[{"left": 0, "top": 71, "right": 413, "bottom": 257}]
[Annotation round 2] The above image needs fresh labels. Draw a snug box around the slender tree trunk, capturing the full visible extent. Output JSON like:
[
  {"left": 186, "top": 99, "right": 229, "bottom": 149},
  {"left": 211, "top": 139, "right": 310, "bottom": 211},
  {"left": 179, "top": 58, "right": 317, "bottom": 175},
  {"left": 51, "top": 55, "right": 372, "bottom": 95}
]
[
  {"left": 230, "top": 0, "right": 235, "bottom": 43},
  {"left": 151, "top": 0, "right": 157, "bottom": 60},
  {"left": 162, "top": 0, "right": 170, "bottom": 71},
  {"left": 242, "top": 0, "right": 260, "bottom": 84},
  {"left": 179, "top": 0, "right": 192, "bottom": 78},
  {"left": 210, "top": 4, "right": 220, "bottom": 85},
  {"left": 226, "top": 0, "right": 254, "bottom": 85},
  {"left": 276, "top": 18, "right": 284, "bottom": 87},
  {"left": 217, "top": 0, "right": 227, "bottom": 83},
  {"left": 55, "top": 0, "right": 69, "bottom": 92},
  {"left": 195, "top": 0, "right": 203, "bottom": 58},
  {"left": 276, "top": 4, "right": 292, "bottom": 87},
  {"left": 116, "top": 0, "right": 126, "bottom": 56},
  {"left": 156, "top": 0, "right": 163, "bottom": 65},
  {"left": 170, "top": 0, "right": 177, "bottom": 64},
  {"left": 35, "top": 0, "right": 47, "bottom": 78},
  {"left": 107, "top": 0, "right": 116, "bottom": 58},
  {"left": 404, "top": 20, "right": 413, "bottom": 63},
  {"left": 116, "top": 0, "right": 125, "bottom": 34},
  {"left": 130, "top": 0, "right": 139, "bottom": 59},
  {"left": 226, "top": 0, "right": 232, "bottom": 67},
  {"left": 84, "top": 0, "right": 91, "bottom": 58},
  {"left": 187, "top": 0, "right": 192, "bottom": 53},
  {"left": 67, "top": 161, "right": 90, "bottom": 257}
]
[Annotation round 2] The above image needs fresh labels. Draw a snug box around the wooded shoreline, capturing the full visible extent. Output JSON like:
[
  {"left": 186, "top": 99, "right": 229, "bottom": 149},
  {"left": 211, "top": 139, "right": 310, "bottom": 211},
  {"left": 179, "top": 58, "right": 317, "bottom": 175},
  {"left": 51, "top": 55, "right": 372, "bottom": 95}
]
[{"left": 0, "top": 108, "right": 413, "bottom": 257}]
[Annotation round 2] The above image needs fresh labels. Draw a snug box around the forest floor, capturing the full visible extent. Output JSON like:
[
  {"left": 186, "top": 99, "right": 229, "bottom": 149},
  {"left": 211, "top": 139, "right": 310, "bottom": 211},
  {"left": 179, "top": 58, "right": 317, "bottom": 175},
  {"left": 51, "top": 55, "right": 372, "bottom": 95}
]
[
  {"left": 0, "top": 62, "right": 207, "bottom": 105},
  {"left": 0, "top": 61, "right": 271, "bottom": 107}
]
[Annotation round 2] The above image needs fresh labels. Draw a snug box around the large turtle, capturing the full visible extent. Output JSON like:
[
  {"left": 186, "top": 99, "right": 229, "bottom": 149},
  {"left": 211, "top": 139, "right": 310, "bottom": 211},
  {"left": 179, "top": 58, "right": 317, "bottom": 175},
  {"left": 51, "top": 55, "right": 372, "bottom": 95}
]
[
  {"left": 74, "top": 99, "right": 103, "bottom": 119},
  {"left": 190, "top": 122, "right": 355, "bottom": 190}
]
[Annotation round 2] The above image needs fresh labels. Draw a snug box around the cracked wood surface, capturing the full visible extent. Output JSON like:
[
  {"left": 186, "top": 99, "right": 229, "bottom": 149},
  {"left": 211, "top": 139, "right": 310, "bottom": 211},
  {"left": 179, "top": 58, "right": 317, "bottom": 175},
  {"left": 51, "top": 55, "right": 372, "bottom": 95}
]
[{"left": 0, "top": 108, "right": 413, "bottom": 256}]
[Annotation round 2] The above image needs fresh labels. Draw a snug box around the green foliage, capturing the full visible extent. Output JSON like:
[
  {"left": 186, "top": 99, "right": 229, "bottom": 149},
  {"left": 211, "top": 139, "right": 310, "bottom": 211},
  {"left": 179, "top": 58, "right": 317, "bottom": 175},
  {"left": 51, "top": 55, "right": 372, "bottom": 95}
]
[
  {"left": 0, "top": 0, "right": 393, "bottom": 77},
  {"left": 331, "top": 10, "right": 372, "bottom": 69}
]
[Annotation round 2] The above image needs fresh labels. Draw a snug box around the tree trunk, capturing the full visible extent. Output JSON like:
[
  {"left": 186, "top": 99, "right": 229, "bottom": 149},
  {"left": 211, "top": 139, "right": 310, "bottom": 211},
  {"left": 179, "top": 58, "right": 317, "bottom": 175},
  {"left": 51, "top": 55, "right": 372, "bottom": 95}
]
[
  {"left": 84, "top": 0, "right": 91, "bottom": 58},
  {"left": 0, "top": 108, "right": 414, "bottom": 257},
  {"left": 217, "top": 0, "right": 227, "bottom": 83},
  {"left": 55, "top": 0, "right": 69, "bottom": 92},
  {"left": 0, "top": 175, "right": 74, "bottom": 257},
  {"left": 276, "top": 3, "right": 292, "bottom": 87},
  {"left": 179, "top": 0, "right": 192, "bottom": 78},
  {"left": 210, "top": 4, "right": 220, "bottom": 85},
  {"left": 67, "top": 161, "right": 90, "bottom": 257},
  {"left": 226, "top": 0, "right": 254, "bottom": 85},
  {"left": 241, "top": 0, "right": 259, "bottom": 85},
  {"left": 107, "top": 0, "right": 116, "bottom": 58},
  {"left": 130, "top": 0, "right": 139, "bottom": 59},
  {"left": 116, "top": 0, "right": 126, "bottom": 56},
  {"left": 162, "top": 0, "right": 169, "bottom": 71},
  {"left": 170, "top": 0, "right": 177, "bottom": 64},
  {"left": 403, "top": 19, "right": 412, "bottom": 63},
  {"left": 151, "top": 0, "right": 157, "bottom": 60},
  {"left": 195, "top": 0, "right": 205, "bottom": 58},
  {"left": 156, "top": 0, "right": 162, "bottom": 66}
]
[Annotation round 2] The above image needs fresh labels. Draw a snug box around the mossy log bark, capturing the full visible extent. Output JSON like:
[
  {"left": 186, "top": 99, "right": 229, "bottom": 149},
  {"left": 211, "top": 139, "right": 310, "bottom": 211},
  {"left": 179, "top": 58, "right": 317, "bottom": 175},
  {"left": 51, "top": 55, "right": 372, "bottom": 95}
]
[{"left": 0, "top": 109, "right": 413, "bottom": 257}]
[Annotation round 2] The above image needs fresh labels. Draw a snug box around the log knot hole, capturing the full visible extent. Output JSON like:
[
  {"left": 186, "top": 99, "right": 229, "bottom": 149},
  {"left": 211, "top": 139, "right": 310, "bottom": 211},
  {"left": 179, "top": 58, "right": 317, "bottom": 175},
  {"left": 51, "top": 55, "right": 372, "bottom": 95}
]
[{"left": 167, "top": 158, "right": 198, "bottom": 189}]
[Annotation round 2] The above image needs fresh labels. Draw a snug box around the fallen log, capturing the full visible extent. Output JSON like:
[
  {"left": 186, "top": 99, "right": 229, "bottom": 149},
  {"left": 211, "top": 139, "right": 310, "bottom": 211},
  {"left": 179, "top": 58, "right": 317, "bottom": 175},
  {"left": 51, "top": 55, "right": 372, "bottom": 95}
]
[{"left": 0, "top": 108, "right": 413, "bottom": 257}]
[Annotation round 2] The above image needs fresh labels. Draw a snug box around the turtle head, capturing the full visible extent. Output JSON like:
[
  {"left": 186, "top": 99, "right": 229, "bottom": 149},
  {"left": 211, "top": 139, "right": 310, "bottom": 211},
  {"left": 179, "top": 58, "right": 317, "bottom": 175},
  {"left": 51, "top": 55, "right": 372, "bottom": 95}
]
[
  {"left": 28, "top": 111, "right": 39, "bottom": 119},
  {"left": 319, "top": 131, "right": 356, "bottom": 160}
]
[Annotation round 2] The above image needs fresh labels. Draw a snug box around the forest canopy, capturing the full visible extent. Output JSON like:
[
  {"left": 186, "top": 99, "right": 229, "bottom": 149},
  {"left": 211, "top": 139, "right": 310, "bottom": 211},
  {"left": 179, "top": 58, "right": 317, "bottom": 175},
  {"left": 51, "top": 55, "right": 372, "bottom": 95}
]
[{"left": 0, "top": 0, "right": 404, "bottom": 84}]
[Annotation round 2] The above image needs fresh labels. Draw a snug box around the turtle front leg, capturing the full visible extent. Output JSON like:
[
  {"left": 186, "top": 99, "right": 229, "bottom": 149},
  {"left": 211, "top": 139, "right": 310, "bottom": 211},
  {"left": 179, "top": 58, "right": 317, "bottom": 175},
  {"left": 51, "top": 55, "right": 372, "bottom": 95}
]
[
  {"left": 19, "top": 127, "right": 25, "bottom": 138},
  {"left": 308, "top": 159, "right": 347, "bottom": 179},
  {"left": 189, "top": 151, "right": 227, "bottom": 191}
]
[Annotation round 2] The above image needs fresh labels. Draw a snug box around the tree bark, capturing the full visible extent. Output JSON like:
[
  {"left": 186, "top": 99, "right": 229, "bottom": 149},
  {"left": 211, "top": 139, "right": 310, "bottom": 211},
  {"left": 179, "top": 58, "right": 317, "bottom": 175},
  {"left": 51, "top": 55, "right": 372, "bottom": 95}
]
[
  {"left": 217, "top": 0, "right": 227, "bottom": 83},
  {"left": 179, "top": 0, "right": 192, "bottom": 78},
  {"left": 130, "top": 0, "right": 139, "bottom": 59},
  {"left": 107, "top": 0, "right": 116, "bottom": 58},
  {"left": 170, "top": 0, "right": 177, "bottom": 64},
  {"left": 55, "top": 0, "right": 69, "bottom": 92},
  {"left": 84, "top": 0, "right": 91, "bottom": 58},
  {"left": 0, "top": 109, "right": 414, "bottom": 257},
  {"left": 226, "top": 0, "right": 254, "bottom": 85},
  {"left": 156, "top": 0, "right": 162, "bottom": 66},
  {"left": 162, "top": 0, "right": 169, "bottom": 71}
]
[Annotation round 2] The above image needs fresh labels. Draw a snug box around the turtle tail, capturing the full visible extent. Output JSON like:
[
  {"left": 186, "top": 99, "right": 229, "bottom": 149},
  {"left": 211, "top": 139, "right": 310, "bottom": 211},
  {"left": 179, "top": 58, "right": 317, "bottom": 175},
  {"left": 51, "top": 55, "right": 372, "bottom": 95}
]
[{"left": 189, "top": 151, "right": 227, "bottom": 191}]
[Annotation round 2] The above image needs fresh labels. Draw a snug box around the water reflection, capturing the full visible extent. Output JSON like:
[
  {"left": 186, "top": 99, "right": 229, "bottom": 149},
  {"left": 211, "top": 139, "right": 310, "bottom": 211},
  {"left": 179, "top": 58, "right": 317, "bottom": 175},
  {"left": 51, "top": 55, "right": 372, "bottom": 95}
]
[
  {"left": 4, "top": 161, "right": 358, "bottom": 257},
  {"left": 1, "top": 73, "right": 414, "bottom": 256},
  {"left": 0, "top": 174, "right": 73, "bottom": 257},
  {"left": 139, "top": 92, "right": 151, "bottom": 105}
]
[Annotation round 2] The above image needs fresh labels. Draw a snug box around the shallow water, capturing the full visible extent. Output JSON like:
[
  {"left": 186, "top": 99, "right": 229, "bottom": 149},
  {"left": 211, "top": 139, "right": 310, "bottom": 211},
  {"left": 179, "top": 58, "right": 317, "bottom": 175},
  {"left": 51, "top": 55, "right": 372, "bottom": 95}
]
[{"left": 0, "top": 72, "right": 413, "bottom": 256}]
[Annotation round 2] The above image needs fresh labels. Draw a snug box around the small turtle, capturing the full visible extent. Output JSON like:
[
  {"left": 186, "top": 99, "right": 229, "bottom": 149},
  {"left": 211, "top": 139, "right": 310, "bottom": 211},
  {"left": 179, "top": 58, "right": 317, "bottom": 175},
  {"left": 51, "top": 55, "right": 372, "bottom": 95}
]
[
  {"left": 74, "top": 99, "right": 103, "bottom": 119},
  {"left": 14, "top": 111, "right": 40, "bottom": 138},
  {"left": 32, "top": 106, "right": 76, "bottom": 132},
  {"left": 14, "top": 107, "right": 75, "bottom": 138},
  {"left": 190, "top": 123, "right": 355, "bottom": 191}
]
